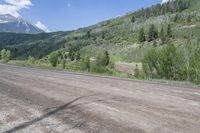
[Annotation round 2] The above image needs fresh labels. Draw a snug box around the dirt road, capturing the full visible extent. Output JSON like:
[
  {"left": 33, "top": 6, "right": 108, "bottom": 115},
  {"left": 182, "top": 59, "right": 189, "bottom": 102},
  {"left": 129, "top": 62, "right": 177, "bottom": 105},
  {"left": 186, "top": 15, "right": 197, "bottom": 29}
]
[{"left": 0, "top": 64, "right": 200, "bottom": 133}]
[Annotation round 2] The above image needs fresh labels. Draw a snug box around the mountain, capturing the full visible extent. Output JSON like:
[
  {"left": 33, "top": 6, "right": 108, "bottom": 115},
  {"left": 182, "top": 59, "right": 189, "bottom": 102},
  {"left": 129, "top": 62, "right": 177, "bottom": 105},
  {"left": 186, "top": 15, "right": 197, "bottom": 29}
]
[{"left": 0, "top": 14, "right": 44, "bottom": 34}]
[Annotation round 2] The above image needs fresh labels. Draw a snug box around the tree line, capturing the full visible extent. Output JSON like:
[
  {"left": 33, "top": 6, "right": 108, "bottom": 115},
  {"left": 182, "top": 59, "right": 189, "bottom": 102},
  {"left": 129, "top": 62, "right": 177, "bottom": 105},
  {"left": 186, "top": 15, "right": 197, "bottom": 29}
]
[{"left": 131, "top": 0, "right": 190, "bottom": 21}]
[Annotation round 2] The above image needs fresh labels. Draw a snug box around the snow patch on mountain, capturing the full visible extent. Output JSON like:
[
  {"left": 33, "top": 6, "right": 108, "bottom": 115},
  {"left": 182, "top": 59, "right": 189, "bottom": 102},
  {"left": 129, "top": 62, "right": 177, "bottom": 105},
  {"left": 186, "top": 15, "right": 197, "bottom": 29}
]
[{"left": 35, "top": 21, "right": 50, "bottom": 32}]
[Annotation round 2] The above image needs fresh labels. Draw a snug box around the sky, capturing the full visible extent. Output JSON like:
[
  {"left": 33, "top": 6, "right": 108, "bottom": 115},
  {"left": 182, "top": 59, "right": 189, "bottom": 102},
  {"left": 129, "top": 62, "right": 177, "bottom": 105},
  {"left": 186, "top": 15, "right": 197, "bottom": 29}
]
[{"left": 0, "top": 0, "right": 165, "bottom": 32}]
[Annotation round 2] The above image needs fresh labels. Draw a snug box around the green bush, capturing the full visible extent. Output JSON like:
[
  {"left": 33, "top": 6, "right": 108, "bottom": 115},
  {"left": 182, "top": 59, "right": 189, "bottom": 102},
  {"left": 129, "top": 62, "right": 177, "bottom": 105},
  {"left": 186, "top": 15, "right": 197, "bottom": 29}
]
[
  {"left": 81, "top": 56, "right": 91, "bottom": 72},
  {"left": 142, "top": 44, "right": 185, "bottom": 80},
  {"left": 48, "top": 51, "right": 59, "bottom": 67},
  {"left": 1, "top": 49, "right": 11, "bottom": 62},
  {"left": 96, "top": 51, "right": 110, "bottom": 67},
  {"left": 28, "top": 56, "right": 35, "bottom": 64}
]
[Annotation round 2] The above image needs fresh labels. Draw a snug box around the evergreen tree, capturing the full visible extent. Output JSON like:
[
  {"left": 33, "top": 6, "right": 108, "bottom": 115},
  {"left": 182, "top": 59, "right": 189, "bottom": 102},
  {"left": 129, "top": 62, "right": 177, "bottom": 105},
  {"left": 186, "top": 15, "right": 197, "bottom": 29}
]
[
  {"left": 174, "top": 14, "right": 179, "bottom": 22},
  {"left": 167, "top": 24, "right": 173, "bottom": 38},
  {"left": 187, "top": 15, "right": 192, "bottom": 24},
  {"left": 86, "top": 30, "right": 91, "bottom": 39},
  {"left": 76, "top": 51, "right": 81, "bottom": 61},
  {"left": 160, "top": 27, "right": 165, "bottom": 45},
  {"left": 104, "top": 51, "right": 110, "bottom": 66},
  {"left": 138, "top": 28, "right": 146, "bottom": 42},
  {"left": 131, "top": 16, "right": 135, "bottom": 23},
  {"left": 147, "top": 24, "right": 158, "bottom": 42}
]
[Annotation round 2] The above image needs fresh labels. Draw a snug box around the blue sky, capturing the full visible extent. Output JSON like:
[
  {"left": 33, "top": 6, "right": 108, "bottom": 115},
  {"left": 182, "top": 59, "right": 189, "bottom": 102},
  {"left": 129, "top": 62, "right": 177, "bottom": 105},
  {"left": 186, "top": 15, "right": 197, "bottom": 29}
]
[{"left": 0, "top": 0, "right": 162, "bottom": 32}]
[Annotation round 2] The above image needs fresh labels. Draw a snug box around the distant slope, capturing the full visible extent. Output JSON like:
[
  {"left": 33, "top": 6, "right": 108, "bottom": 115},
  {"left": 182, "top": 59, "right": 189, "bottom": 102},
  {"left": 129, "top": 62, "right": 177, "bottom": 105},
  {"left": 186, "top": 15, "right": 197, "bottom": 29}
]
[
  {"left": 0, "top": 0, "right": 199, "bottom": 61},
  {"left": 0, "top": 14, "right": 44, "bottom": 33}
]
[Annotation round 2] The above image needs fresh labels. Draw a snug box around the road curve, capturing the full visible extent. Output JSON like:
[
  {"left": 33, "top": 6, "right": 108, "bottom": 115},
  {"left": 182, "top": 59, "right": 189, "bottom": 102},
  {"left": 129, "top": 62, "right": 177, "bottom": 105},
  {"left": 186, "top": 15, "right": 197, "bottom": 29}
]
[{"left": 0, "top": 64, "right": 200, "bottom": 133}]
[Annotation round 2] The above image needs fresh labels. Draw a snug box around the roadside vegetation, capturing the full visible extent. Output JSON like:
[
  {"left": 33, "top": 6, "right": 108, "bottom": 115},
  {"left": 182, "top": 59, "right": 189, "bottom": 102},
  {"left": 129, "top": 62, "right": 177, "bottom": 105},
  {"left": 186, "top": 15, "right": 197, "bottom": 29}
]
[{"left": 1, "top": 0, "right": 200, "bottom": 85}]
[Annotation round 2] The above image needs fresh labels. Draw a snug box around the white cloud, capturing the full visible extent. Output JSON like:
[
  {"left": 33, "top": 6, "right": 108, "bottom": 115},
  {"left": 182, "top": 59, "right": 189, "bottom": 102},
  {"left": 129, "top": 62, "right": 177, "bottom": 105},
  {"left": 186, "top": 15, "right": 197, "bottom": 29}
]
[
  {"left": 161, "top": 0, "right": 174, "bottom": 4},
  {"left": 35, "top": 21, "right": 50, "bottom": 32},
  {"left": 0, "top": 0, "right": 32, "bottom": 17}
]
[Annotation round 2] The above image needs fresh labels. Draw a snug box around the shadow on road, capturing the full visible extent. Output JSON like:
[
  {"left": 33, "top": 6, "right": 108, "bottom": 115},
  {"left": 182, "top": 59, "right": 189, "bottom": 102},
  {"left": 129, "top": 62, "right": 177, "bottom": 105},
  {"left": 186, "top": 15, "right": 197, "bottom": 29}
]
[{"left": 2, "top": 95, "right": 100, "bottom": 133}]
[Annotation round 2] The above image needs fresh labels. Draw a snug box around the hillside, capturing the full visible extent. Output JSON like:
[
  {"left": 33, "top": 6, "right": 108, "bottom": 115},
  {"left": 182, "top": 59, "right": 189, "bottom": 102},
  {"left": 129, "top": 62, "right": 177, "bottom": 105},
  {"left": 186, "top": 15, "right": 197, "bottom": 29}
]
[
  {"left": 0, "top": 0, "right": 198, "bottom": 61},
  {"left": 0, "top": 0, "right": 197, "bottom": 61}
]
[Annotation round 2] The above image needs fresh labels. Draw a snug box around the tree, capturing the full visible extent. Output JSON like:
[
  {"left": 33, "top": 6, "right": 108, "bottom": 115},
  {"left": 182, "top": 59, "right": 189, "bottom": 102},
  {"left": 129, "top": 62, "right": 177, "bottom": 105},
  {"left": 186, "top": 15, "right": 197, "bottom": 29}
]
[
  {"left": 104, "top": 51, "right": 110, "bottom": 66},
  {"left": 76, "top": 51, "right": 81, "bottom": 61},
  {"left": 82, "top": 56, "right": 90, "bottom": 72},
  {"left": 48, "top": 51, "right": 59, "bottom": 67},
  {"left": 189, "top": 48, "right": 200, "bottom": 84},
  {"left": 138, "top": 28, "right": 146, "bottom": 42},
  {"left": 86, "top": 30, "right": 91, "bottom": 39},
  {"left": 142, "top": 48, "right": 160, "bottom": 78},
  {"left": 62, "top": 59, "right": 66, "bottom": 69},
  {"left": 69, "top": 50, "right": 75, "bottom": 61},
  {"left": 167, "top": 24, "right": 172, "bottom": 38},
  {"left": 1, "top": 49, "right": 11, "bottom": 62},
  {"left": 96, "top": 51, "right": 110, "bottom": 67},
  {"left": 131, "top": 16, "right": 135, "bottom": 23},
  {"left": 160, "top": 27, "right": 166, "bottom": 45},
  {"left": 174, "top": 14, "right": 179, "bottom": 22},
  {"left": 187, "top": 15, "right": 192, "bottom": 24},
  {"left": 147, "top": 24, "right": 158, "bottom": 42}
]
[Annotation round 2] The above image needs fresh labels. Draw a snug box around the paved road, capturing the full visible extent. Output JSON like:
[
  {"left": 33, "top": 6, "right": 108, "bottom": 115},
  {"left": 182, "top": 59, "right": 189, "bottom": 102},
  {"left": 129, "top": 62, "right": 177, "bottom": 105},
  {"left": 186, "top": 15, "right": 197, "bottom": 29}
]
[{"left": 0, "top": 64, "right": 200, "bottom": 133}]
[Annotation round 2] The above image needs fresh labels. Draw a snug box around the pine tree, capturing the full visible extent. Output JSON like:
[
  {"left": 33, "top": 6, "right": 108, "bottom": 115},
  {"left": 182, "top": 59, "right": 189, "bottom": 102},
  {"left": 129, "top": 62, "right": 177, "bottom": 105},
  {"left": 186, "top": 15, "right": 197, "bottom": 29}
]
[
  {"left": 131, "top": 16, "right": 135, "bottom": 23},
  {"left": 76, "top": 51, "right": 81, "bottom": 61},
  {"left": 167, "top": 24, "right": 172, "bottom": 38},
  {"left": 104, "top": 51, "right": 110, "bottom": 66},
  {"left": 148, "top": 24, "right": 158, "bottom": 42},
  {"left": 160, "top": 27, "right": 165, "bottom": 45},
  {"left": 138, "top": 28, "right": 146, "bottom": 42}
]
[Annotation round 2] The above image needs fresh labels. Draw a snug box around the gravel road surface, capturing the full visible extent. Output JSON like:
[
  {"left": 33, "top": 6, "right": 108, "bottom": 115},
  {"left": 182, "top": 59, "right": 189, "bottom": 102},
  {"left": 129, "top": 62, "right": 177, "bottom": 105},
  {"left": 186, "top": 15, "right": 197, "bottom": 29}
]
[{"left": 0, "top": 64, "right": 200, "bottom": 133}]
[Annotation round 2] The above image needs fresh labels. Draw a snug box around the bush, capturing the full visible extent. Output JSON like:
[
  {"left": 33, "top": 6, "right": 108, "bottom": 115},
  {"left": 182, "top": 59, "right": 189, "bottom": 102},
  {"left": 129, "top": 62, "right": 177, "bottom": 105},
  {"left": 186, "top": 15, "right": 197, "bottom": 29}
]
[
  {"left": 1, "top": 49, "right": 11, "bottom": 62},
  {"left": 189, "top": 48, "right": 200, "bottom": 84},
  {"left": 81, "top": 56, "right": 91, "bottom": 72},
  {"left": 96, "top": 51, "right": 110, "bottom": 67},
  {"left": 138, "top": 28, "right": 146, "bottom": 43},
  {"left": 28, "top": 56, "right": 35, "bottom": 64},
  {"left": 48, "top": 51, "right": 59, "bottom": 67},
  {"left": 142, "top": 44, "right": 185, "bottom": 80}
]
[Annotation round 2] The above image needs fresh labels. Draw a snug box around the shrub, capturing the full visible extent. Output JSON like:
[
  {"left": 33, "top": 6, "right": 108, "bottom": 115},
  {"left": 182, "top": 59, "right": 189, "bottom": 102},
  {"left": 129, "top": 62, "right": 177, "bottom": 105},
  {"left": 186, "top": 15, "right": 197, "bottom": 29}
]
[
  {"left": 81, "top": 56, "right": 91, "bottom": 72},
  {"left": 1, "top": 49, "right": 11, "bottom": 62},
  {"left": 142, "top": 44, "right": 185, "bottom": 80},
  {"left": 28, "top": 56, "right": 35, "bottom": 64},
  {"left": 147, "top": 24, "right": 158, "bottom": 42},
  {"left": 96, "top": 51, "right": 110, "bottom": 67},
  {"left": 48, "top": 51, "right": 59, "bottom": 67},
  {"left": 138, "top": 28, "right": 146, "bottom": 43}
]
